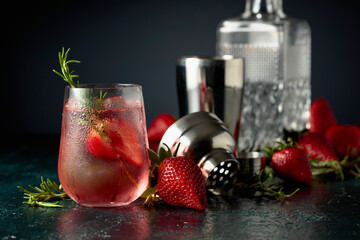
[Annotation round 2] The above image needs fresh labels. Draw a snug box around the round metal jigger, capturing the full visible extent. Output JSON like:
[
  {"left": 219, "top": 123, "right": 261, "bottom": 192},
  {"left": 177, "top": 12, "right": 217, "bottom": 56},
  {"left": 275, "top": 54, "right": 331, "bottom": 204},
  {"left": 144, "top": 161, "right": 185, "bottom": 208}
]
[
  {"left": 158, "top": 111, "right": 241, "bottom": 195},
  {"left": 237, "top": 151, "right": 263, "bottom": 177}
]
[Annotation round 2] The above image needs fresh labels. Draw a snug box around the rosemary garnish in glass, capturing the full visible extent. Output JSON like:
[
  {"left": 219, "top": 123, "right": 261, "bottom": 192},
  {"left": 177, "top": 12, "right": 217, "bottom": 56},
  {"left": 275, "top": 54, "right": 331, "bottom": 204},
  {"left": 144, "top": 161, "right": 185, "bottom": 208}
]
[
  {"left": 53, "top": 47, "right": 109, "bottom": 139},
  {"left": 53, "top": 48, "right": 80, "bottom": 88}
]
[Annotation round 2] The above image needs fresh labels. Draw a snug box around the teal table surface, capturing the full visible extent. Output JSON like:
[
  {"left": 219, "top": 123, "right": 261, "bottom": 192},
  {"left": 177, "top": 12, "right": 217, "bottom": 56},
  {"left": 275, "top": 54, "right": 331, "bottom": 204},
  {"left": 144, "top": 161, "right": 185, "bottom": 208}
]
[{"left": 1, "top": 136, "right": 360, "bottom": 240}]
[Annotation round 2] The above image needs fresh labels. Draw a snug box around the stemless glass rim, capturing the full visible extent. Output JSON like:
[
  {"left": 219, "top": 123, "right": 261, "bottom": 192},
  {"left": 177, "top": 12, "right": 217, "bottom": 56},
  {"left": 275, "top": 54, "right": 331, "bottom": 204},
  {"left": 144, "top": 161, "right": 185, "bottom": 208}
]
[{"left": 64, "top": 83, "right": 142, "bottom": 90}]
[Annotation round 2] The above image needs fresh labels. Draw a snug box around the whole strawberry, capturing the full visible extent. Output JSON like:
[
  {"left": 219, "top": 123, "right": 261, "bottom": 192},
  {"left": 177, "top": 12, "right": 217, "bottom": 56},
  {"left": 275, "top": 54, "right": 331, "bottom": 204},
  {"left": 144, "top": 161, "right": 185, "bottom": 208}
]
[
  {"left": 147, "top": 113, "right": 177, "bottom": 152},
  {"left": 309, "top": 98, "right": 337, "bottom": 135},
  {"left": 157, "top": 156, "right": 207, "bottom": 210},
  {"left": 325, "top": 124, "right": 360, "bottom": 158},
  {"left": 272, "top": 148, "right": 313, "bottom": 185},
  {"left": 297, "top": 132, "right": 338, "bottom": 162}
]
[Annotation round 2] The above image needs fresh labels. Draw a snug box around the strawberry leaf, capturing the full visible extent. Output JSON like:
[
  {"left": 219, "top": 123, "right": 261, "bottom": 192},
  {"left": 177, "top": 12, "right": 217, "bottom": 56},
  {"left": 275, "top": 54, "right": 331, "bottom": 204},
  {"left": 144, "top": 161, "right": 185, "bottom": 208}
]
[
  {"left": 310, "top": 159, "right": 344, "bottom": 180},
  {"left": 158, "top": 143, "right": 172, "bottom": 162},
  {"left": 141, "top": 186, "right": 162, "bottom": 209},
  {"left": 340, "top": 155, "right": 349, "bottom": 166},
  {"left": 141, "top": 144, "right": 175, "bottom": 209},
  {"left": 262, "top": 141, "right": 295, "bottom": 159},
  {"left": 282, "top": 128, "right": 308, "bottom": 143},
  {"left": 148, "top": 148, "right": 161, "bottom": 165},
  {"left": 140, "top": 185, "right": 158, "bottom": 198},
  {"left": 340, "top": 155, "right": 360, "bottom": 178},
  {"left": 349, "top": 163, "right": 360, "bottom": 178}
]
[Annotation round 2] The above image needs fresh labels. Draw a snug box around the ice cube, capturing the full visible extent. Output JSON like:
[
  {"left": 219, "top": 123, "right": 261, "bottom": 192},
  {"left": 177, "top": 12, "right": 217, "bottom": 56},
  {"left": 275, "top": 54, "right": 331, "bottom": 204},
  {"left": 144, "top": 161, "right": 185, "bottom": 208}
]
[{"left": 102, "top": 96, "right": 140, "bottom": 110}]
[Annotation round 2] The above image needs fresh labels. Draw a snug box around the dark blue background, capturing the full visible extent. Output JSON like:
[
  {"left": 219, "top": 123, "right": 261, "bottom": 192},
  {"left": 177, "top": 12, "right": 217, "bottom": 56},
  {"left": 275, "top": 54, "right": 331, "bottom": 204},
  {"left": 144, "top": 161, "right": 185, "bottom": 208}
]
[{"left": 3, "top": 0, "right": 360, "bottom": 136}]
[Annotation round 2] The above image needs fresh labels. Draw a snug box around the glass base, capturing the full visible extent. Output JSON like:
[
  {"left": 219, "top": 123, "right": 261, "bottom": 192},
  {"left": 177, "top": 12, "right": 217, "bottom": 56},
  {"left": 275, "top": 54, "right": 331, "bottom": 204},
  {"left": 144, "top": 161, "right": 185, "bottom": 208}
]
[{"left": 76, "top": 200, "right": 135, "bottom": 208}]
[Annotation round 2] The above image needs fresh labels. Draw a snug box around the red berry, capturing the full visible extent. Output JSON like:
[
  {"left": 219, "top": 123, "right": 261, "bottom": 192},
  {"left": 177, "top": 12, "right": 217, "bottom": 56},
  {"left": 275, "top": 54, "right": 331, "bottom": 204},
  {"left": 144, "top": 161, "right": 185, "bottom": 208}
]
[
  {"left": 157, "top": 157, "right": 207, "bottom": 210},
  {"left": 297, "top": 132, "right": 338, "bottom": 161},
  {"left": 147, "top": 113, "right": 177, "bottom": 152},
  {"left": 86, "top": 118, "right": 144, "bottom": 167},
  {"left": 86, "top": 128, "right": 119, "bottom": 161},
  {"left": 147, "top": 113, "right": 176, "bottom": 142},
  {"left": 325, "top": 124, "right": 360, "bottom": 158},
  {"left": 271, "top": 148, "right": 313, "bottom": 185},
  {"left": 309, "top": 98, "right": 337, "bottom": 135}
]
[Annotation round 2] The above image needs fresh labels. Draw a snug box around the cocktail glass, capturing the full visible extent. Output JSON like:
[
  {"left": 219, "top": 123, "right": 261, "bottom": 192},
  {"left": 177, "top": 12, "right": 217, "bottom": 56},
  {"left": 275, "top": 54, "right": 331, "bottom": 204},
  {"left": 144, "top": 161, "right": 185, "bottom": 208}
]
[{"left": 58, "top": 84, "right": 150, "bottom": 207}]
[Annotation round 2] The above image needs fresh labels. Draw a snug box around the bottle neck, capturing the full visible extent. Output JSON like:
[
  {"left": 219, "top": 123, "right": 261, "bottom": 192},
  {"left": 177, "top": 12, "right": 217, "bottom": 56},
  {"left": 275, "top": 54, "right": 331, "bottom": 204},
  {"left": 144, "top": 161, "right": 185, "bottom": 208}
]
[{"left": 244, "top": 0, "right": 285, "bottom": 19}]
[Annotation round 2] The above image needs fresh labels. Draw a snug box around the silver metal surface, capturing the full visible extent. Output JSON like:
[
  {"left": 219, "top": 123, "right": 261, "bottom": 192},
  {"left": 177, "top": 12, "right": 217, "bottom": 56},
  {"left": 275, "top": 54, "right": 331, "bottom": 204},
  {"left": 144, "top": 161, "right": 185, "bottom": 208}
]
[
  {"left": 158, "top": 111, "right": 241, "bottom": 195},
  {"left": 237, "top": 151, "right": 263, "bottom": 177},
  {"left": 176, "top": 56, "right": 244, "bottom": 143}
]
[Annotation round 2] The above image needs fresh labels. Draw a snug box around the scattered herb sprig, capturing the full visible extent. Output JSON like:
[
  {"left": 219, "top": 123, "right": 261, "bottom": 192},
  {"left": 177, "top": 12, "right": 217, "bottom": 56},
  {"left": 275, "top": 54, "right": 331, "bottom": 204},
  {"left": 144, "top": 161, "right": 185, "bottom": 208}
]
[
  {"left": 17, "top": 177, "right": 71, "bottom": 208},
  {"left": 235, "top": 168, "right": 300, "bottom": 201}
]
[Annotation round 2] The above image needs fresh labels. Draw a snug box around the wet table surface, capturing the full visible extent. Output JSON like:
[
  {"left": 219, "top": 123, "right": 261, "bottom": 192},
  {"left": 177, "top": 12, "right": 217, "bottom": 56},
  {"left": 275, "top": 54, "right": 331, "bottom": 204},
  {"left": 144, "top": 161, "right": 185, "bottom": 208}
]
[{"left": 1, "top": 137, "right": 360, "bottom": 240}]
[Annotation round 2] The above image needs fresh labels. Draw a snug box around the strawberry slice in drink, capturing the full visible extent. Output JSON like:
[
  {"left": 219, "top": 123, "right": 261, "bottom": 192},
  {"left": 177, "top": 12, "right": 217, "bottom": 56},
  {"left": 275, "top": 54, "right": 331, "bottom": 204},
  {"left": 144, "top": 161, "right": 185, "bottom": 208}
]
[
  {"left": 86, "top": 117, "right": 144, "bottom": 167},
  {"left": 86, "top": 128, "right": 118, "bottom": 161}
]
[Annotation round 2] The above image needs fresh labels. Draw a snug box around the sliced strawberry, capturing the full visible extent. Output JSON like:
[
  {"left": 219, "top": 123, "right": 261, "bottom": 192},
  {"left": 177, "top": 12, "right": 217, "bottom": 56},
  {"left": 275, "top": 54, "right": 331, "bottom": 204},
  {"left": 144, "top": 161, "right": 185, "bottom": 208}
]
[
  {"left": 106, "top": 118, "right": 144, "bottom": 167},
  {"left": 86, "top": 129, "right": 119, "bottom": 161},
  {"left": 297, "top": 132, "right": 338, "bottom": 162},
  {"left": 309, "top": 98, "right": 337, "bottom": 135},
  {"left": 86, "top": 118, "right": 144, "bottom": 167},
  {"left": 325, "top": 124, "right": 360, "bottom": 158}
]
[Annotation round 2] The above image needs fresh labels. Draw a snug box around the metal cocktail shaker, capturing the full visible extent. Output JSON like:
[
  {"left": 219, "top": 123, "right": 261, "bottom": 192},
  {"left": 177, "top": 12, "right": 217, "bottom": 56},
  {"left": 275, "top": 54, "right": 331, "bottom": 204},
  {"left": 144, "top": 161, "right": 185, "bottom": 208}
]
[
  {"left": 159, "top": 111, "right": 241, "bottom": 195},
  {"left": 176, "top": 56, "right": 244, "bottom": 145}
]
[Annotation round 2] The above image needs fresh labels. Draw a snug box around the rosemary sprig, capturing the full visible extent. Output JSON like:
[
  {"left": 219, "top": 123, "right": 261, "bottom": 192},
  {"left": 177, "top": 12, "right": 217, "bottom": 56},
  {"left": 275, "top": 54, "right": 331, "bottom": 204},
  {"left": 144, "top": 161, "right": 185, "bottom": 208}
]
[
  {"left": 53, "top": 47, "right": 80, "bottom": 88},
  {"left": 18, "top": 177, "right": 71, "bottom": 208},
  {"left": 235, "top": 169, "right": 300, "bottom": 201},
  {"left": 77, "top": 89, "right": 110, "bottom": 141},
  {"left": 53, "top": 48, "right": 109, "bottom": 137}
]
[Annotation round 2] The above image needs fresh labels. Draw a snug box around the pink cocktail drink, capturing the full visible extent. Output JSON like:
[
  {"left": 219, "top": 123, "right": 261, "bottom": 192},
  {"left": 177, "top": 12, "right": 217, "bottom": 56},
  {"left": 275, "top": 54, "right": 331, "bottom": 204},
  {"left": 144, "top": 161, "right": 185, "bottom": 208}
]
[{"left": 58, "top": 84, "right": 150, "bottom": 207}]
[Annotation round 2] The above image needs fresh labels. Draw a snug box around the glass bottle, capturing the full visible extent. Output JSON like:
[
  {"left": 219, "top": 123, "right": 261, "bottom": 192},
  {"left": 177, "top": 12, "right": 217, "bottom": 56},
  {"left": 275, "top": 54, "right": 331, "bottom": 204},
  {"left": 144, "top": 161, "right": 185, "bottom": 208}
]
[{"left": 216, "top": 0, "right": 311, "bottom": 150}]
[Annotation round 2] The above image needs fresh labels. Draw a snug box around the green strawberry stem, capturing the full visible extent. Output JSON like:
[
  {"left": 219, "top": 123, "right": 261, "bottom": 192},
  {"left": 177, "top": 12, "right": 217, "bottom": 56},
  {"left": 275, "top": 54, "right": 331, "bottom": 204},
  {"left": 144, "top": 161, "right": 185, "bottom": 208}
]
[
  {"left": 262, "top": 140, "right": 295, "bottom": 159},
  {"left": 349, "top": 163, "right": 360, "bottom": 178},
  {"left": 340, "top": 155, "right": 360, "bottom": 179},
  {"left": 310, "top": 159, "right": 344, "bottom": 180},
  {"left": 310, "top": 155, "right": 360, "bottom": 180},
  {"left": 141, "top": 186, "right": 160, "bottom": 208},
  {"left": 282, "top": 128, "right": 308, "bottom": 143},
  {"left": 141, "top": 145, "right": 175, "bottom": 208}
]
